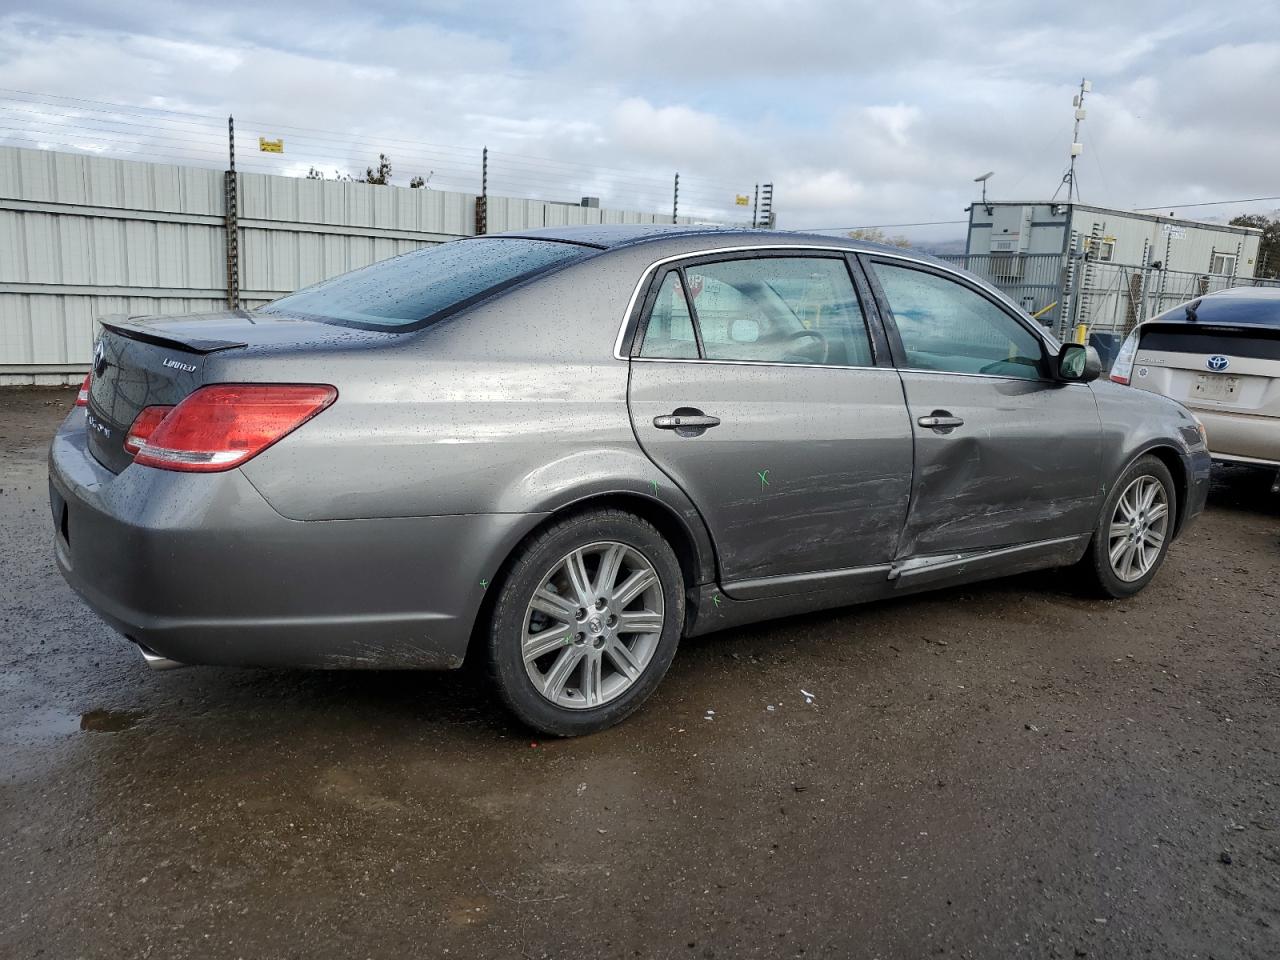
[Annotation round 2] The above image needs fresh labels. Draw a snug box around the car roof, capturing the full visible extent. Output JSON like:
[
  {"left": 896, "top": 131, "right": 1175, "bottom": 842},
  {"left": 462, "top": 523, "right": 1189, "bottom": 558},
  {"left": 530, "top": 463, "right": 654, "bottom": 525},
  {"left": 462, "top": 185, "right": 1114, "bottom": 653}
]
[
  {"left": 1196, "top": 285, "right": 1280, "bottom": 302},
  {"left": 1149, "top": 284, "right": 1280, "bottom": 324},
  {"left": 492, "top": 224, "right": 947, "bottom": 262}
]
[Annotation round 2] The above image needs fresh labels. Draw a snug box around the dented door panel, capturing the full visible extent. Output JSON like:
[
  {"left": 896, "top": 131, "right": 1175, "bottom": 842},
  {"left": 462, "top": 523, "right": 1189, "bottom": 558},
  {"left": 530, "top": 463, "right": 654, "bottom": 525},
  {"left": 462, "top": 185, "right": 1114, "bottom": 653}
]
[{"left": 896, "top": 373, "right": 1103, "bottom": 557}]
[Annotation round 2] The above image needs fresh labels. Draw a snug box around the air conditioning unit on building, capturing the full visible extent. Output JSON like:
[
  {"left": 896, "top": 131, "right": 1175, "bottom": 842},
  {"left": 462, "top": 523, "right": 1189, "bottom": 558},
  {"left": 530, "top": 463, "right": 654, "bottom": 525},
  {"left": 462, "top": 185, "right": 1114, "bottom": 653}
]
[{"left": 989, "top": 205, "right": 1032, "bottom": 254}]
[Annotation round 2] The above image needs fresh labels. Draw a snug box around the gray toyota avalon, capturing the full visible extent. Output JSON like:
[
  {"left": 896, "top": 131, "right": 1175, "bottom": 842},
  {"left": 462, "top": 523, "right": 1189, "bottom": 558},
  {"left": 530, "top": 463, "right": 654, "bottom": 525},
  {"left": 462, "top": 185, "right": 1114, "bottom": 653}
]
[{"left": 49, "top": 226, "right": 1211, "bottom": 735}]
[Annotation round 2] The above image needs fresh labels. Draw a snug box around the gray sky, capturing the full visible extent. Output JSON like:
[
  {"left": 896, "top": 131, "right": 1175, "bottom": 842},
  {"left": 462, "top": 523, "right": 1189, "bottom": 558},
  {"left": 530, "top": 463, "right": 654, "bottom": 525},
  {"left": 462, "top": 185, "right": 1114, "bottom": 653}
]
[{"left": 2, "top": 1, "right": 1277, "bottom": 239}]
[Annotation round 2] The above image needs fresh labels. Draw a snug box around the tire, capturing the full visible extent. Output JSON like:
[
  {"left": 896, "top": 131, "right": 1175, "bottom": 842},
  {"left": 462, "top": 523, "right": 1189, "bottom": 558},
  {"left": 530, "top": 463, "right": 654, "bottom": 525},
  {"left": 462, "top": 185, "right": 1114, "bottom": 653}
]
[
  {"left": 487, "top": 509, "right": 685, "bottom": 736},
  {"left": 1080, "top": 454, "right": 1177, "bottom": 598}
]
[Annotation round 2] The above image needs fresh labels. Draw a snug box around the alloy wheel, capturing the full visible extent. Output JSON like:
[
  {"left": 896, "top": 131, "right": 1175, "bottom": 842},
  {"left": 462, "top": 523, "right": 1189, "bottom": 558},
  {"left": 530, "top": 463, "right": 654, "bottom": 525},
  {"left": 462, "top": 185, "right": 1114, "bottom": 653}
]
[
  {"left": 521, "top": 541, "right": 665, "bottom": 709},
  {"left": 1107, "top": 475, "right": 1169, "bottom": 582}
]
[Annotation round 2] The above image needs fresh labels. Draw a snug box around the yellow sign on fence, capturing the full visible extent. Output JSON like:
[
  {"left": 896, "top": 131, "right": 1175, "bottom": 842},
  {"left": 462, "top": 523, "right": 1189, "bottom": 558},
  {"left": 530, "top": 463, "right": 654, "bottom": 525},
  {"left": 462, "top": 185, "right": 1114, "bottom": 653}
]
[
  {"left": 735, "top": 195, "right": 750, "bottom": 206},
  {"left": 258, "top": 137, "right": 284, "bottom": 154}
]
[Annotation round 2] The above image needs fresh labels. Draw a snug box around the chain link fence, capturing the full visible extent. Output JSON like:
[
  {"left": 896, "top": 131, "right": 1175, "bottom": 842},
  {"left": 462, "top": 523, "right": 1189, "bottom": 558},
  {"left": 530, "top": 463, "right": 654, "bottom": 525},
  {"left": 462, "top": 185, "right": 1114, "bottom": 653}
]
[{"left": 940, "top": 252, "right": 1280, "bottom": 352}]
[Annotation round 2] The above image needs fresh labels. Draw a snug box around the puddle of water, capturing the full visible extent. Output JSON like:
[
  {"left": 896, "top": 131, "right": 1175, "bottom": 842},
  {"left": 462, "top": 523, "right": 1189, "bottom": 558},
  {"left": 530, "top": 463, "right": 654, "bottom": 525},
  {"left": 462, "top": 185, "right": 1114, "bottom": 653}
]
[
  {"left": 1, "top": 706, "right": 81, "bottom": 744},
  {"left": 1, "top": 706, "right": 148, "bottom": 744},
  {"left": 0, "top": 707, "right": 149, "bottom": 784},
  {"left": 79, "top": 709, "right": 146, "bottom": 733}
]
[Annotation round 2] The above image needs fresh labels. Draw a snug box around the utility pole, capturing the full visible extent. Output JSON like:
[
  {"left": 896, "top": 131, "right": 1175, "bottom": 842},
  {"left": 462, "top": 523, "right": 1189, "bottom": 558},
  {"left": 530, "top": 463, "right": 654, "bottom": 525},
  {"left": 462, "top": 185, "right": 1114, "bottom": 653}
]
[
  {"left": 751, "top": 184, "right": 759, "bottom": 228},
  {"left": 672, "top": 172, "right": 679, "bottom": 223},
  {"left": 759, "top": 183, "right": 774, "bottom": 228},
  {"left": 1053, "top": 78, "right": 1090, "bottom": 204},
  {"left": 475, "top": 146, "right": 488, "bottom": 235},
  {"left": 224, "top": 116, "right": 240, "bottom": 310}
]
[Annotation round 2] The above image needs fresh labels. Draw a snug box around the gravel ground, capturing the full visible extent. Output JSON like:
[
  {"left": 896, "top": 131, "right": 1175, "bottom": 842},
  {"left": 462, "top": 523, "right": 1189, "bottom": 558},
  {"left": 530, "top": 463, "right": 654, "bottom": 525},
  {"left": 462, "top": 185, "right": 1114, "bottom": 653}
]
[{"left": 1, "top": 386, "right": 1277, "bottom": 960}]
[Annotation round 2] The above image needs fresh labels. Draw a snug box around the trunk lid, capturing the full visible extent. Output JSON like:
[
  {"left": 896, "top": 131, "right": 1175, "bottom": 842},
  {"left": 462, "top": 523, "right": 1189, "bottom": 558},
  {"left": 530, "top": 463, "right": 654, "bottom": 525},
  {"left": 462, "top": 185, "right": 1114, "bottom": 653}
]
[
  {"left": 85, "top": 308, "right": 386, "bottom": 473},
  {"left": 1133, "top": 321, "right": 1280, "bottom": 418}
]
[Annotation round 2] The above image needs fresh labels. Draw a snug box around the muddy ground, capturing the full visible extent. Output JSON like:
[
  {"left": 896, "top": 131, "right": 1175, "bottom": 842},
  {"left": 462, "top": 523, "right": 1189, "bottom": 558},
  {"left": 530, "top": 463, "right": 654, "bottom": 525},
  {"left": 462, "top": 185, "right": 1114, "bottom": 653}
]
[{"left": 1, "top": 386, "right": 1277, "bottom": 959}]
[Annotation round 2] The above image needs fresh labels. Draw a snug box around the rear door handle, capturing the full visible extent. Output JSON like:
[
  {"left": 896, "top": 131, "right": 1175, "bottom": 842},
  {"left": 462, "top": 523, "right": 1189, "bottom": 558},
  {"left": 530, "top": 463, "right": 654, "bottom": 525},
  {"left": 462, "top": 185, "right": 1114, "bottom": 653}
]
[
  {"left": 917, "top": 414, "right": 964, "bottom": 429},
  {"left": 654, "top": 413, "right": 721, "bottom": 430}
]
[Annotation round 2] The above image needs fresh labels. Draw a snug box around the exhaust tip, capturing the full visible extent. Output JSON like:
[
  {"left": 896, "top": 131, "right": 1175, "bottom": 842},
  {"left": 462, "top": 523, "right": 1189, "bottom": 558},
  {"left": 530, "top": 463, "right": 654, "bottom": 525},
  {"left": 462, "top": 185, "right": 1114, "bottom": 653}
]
[{"left": 132, "top": 640, "right": 187, "bottom": 671}]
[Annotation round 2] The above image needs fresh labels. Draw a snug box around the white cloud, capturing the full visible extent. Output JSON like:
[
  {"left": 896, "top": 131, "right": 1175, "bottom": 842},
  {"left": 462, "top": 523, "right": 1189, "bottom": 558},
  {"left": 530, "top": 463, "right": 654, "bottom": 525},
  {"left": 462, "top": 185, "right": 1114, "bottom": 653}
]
[{"left": 1, "top": 1, "right": 1278, "bottom": 239}]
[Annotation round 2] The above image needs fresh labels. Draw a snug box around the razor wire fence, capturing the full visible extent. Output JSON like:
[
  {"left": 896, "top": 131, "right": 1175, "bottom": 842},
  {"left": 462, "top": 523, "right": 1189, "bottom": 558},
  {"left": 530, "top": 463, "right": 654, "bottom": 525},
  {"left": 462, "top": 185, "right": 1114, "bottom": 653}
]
[{"left": 0, "top": 88, "right": 766, "bottom": 227}]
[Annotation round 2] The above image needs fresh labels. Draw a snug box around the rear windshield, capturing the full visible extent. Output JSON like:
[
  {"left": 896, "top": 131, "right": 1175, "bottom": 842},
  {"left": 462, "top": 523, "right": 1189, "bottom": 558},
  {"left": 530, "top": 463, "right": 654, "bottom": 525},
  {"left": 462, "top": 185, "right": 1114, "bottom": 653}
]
[
  {"left": 1139, "top": 324, "right": 1280, "bottom": 361},
  {"left": 261, "top": 238, "right": 588, "bottom": 330},
  {"left": 1154, "top": 295, "right": 1280, "bottom": 327}
]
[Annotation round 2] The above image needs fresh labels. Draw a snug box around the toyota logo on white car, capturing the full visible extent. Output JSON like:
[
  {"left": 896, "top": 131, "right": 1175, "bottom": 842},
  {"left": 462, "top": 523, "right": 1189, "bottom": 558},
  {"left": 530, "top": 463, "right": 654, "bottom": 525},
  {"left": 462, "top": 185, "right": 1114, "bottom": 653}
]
[{"left": 1206, "top": 355, "right": 1230, "bottom": 372}]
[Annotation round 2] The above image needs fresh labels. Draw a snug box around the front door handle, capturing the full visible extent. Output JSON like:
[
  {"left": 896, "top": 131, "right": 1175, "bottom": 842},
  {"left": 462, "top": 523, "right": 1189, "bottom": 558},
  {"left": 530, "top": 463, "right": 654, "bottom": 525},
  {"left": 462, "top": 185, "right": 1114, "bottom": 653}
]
[
  {"left": 917, "top": 412, "right": 964, "bottom": 430},
  {"left": 654, "top": 413, "right": 721, "bottom": 429}
]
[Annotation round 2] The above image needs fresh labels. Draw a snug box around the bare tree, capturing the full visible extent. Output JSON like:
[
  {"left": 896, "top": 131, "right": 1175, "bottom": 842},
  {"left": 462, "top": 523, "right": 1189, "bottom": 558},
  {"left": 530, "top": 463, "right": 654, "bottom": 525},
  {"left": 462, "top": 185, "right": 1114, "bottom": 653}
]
[
  {"left": 847, "top": 227, "right": 912, "bottom": 248},
  {"left": 362, "top": 153, "right": 392, "bottom": 185},
  {"left": 305, "top": 154, "right": 431, "bottom": 188}
]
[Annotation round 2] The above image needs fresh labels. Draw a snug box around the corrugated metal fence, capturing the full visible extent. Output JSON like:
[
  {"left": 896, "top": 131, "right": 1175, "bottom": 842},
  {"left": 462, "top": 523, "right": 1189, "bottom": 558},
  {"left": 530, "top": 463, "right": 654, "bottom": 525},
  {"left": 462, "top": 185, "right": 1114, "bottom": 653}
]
[{"left": 0, "top": 146, "right": 694, "bottom": 383}]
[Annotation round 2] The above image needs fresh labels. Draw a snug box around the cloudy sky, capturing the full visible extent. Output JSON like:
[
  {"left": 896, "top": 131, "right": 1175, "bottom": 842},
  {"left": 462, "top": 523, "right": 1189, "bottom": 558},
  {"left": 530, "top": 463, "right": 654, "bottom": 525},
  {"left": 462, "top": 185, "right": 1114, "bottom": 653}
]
[{"left": 2, "top": 0, "right": 1278, "bottom": 241}]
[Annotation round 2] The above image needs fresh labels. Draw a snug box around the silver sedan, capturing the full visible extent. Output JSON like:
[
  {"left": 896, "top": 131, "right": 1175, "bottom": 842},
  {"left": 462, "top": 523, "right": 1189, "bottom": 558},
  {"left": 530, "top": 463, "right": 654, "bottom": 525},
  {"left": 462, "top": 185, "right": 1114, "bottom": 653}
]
[{"left": 49, "top": 227, "right": 1211, "bottom": 734}]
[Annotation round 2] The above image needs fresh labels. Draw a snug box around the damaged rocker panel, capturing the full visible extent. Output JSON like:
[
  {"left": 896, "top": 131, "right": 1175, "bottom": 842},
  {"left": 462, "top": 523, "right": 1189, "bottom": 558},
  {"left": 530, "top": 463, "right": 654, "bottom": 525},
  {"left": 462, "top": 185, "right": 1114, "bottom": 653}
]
[
  {"left": 716, "top": 535, "right": 1088, "bottom": 605},
  {"left": 887, "top": 535, "right": 1089, "bottom": 587}
]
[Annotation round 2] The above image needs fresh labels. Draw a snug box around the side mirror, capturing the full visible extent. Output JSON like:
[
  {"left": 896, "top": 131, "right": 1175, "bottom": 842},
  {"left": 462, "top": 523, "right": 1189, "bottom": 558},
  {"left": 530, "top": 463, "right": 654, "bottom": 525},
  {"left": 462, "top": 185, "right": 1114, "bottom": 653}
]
[{"left": 1057, "top": 343, "right": 1101, "bottom": 382}]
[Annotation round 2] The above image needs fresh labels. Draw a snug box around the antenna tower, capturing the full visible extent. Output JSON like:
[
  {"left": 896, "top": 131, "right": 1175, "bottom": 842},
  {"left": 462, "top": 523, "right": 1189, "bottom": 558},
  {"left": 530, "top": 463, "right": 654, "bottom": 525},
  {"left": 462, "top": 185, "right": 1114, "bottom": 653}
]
[{"left": 1052, "top": 78, "right": 1090, "bottom": 204}]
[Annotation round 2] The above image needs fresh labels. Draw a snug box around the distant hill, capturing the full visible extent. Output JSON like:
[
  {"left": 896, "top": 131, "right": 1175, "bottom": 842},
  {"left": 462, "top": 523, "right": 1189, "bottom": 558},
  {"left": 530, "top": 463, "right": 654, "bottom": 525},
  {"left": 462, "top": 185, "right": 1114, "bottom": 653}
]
[{"left": 910, "top": 237, "right": 968, "bottom": 256}]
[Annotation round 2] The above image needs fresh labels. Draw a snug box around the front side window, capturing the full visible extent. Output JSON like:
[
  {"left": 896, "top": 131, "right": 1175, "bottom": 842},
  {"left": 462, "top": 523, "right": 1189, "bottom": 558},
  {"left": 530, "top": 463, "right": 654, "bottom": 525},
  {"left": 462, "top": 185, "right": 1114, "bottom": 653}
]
[
  {"left": 672, "top": 257, "right": 873, "bottom": 366},
  {"left": 261, "top": 238, "right": 586, "bottom": 329},
  {"left": 872, "top": 262, "right": 1046, "bottom": 379}
]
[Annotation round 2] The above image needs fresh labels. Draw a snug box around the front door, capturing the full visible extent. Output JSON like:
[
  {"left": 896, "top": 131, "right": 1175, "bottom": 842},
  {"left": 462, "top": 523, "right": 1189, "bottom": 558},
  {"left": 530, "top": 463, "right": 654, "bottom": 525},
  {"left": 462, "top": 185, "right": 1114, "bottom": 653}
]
[
  {"left": 626, "top": 252, "right": 915, "bottom": 598},
  {"left": 863, "top": 256, "right": 1103, "bottom": 560}
]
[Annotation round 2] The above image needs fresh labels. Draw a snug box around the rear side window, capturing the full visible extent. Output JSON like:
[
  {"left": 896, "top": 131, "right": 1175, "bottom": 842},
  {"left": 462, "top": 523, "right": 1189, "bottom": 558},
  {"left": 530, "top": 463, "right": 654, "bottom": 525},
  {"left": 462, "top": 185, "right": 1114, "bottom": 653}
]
[
  {"left": 261, "top": 238, "right": 586, "bottom": 330},
  {"left": 688, "top": 258, "right": 872, "bottom": 366},
  {"left": 872, "top": 262, "right": 1045, "bottom": 379},
  {"left": 1140, "top": 325, "right": 1280, "bottom": 360},
  {"left": 638, "top": 256, "right": 873, "bottom": 366},
  {"left": 640, "top": 273, "right": 699, "bottom": 359}
]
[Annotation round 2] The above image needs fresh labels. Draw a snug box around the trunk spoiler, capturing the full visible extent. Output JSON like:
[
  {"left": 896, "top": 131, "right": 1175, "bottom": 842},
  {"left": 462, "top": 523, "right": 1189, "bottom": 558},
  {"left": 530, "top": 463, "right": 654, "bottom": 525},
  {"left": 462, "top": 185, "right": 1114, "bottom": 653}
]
[{"left": 99, "top": 317, "right": 249, "bottom": 354}]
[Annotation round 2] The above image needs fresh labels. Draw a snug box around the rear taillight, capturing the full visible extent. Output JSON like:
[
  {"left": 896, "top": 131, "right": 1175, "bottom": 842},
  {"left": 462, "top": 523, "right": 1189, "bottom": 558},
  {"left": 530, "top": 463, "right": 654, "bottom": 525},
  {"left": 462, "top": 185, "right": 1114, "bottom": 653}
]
[
  {"left": 131, "top": 384, "right": 337, "bottom": 473},
  {"left": 75, "top": 374, "right": 91, "bottom": 406},
  {"left": 1109, "top": 329, "right": 1140, "bottom": 385},
  {"left": 124, "top": 405, "right": 175, "bottom": 455}
]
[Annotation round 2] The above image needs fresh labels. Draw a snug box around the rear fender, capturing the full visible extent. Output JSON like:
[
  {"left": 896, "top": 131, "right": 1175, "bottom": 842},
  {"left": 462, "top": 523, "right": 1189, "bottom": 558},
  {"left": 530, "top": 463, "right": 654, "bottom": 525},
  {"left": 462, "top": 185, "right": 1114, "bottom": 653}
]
[{"left": 508, "top": 445, "right": 718, "bottom": 586}]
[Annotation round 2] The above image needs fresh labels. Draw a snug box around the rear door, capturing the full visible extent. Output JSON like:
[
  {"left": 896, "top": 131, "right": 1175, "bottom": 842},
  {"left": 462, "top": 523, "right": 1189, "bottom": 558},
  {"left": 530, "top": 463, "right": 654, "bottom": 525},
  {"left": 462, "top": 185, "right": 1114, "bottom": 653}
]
[
  {"left": 626, "top": 250, "right": 914, "bottom": 598},
  {"left": 863, "top": 256, "right": 1103, "bottom": 561}
]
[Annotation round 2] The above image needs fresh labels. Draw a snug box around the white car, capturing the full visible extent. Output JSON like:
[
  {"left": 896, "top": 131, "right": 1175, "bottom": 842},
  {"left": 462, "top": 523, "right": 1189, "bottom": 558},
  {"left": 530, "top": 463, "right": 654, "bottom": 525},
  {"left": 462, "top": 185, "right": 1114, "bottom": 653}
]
[{"left": 1110, "top": 286, "right": 1280, "bottom": 488}]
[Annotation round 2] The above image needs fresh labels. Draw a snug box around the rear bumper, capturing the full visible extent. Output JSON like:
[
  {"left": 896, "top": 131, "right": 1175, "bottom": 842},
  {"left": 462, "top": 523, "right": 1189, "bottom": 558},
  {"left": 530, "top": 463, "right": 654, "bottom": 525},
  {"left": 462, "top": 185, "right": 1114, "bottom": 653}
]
[
  {"left": 1195, "top": 407, "right": 1280, "bottom": 464},
  {"left": 48, "top": 411, "right": 543, "bottom": 669}
]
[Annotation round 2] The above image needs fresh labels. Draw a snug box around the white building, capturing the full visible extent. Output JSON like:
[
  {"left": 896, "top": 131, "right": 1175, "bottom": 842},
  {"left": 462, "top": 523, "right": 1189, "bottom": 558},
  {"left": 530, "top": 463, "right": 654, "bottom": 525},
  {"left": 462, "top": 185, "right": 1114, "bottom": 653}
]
[
  {"left": 967, "top": 202, "right": 1261, "bottom": 276},
  {"left": 959, "top": 202, "right": 1264, "bottom": 337}
]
